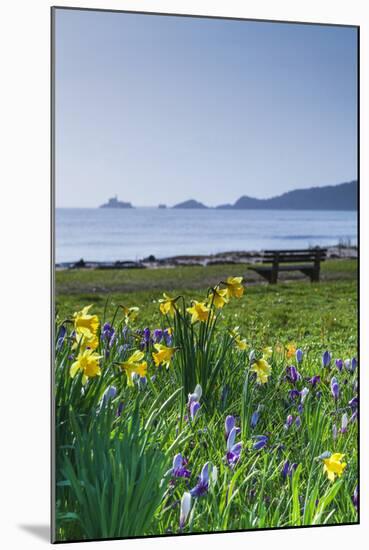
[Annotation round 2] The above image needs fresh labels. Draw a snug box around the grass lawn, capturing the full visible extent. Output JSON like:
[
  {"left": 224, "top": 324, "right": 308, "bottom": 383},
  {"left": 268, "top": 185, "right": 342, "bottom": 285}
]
[{"left": 55, "top": 259, "right": 357, "bottom": 354}]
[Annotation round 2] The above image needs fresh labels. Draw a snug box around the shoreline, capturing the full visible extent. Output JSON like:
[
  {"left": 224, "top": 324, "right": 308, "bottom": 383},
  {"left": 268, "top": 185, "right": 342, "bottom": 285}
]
[{"left": 55, "top": 245, "right": 357, "bottom": 271}]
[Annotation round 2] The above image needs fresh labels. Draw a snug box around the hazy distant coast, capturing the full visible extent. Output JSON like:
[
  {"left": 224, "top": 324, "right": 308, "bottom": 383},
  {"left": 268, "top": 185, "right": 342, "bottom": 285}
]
[{"left": 98, "top": 181, "right": 357, "bottom": 211}]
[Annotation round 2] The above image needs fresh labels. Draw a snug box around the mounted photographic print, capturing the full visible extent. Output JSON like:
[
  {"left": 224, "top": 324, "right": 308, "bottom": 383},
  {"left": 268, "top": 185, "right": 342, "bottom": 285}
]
[{"left": 51, "top": 7, "right": 359, "bottom": 543}]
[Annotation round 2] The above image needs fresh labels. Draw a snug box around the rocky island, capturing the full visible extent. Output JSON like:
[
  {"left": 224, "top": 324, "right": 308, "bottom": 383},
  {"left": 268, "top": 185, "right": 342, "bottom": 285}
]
[
  {"left": 172, "top": 199, "right": 207, "bottom": 209},
  {"left": 100, "top": 196, "right": 133, "bottom": 209}
]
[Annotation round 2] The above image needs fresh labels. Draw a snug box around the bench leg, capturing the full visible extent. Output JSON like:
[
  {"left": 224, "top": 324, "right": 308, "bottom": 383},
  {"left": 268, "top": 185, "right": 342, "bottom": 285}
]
[{"left": 270, "top": 267, "right": 278, "bottom": 284}]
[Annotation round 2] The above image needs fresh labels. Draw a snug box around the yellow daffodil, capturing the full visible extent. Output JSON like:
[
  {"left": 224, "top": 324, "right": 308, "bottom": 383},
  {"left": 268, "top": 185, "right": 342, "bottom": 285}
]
[
  {"left": 121, "top": 305, "right": 139, "bottom": 324},
  {"left": 229, "top": 327, "right": 248, "bottom": 351},
  {"left": 251, "top": 358, "right": 272, "bottom": 384},
  {"left": 262, "top": 346, "right": 273, "bottom": 359},
  {"left": 224, "top": 277, "right": 244, "bottom": 299},
  {"left": 158, "top": 293, "right": 177, "bottom": 317},
  {"left": 209, "top": 287, "right": 229, "bottom": 309},
  {"left": 73, "top": 332, "right": 99, "bottom": 352},
  {"left": 73, "top": 305, "right": 99, "bottom": 340},
  {"left": 323, "top": 453, "right": 347, "bottom": 482},
  {"left": 120, "top": 350, "right": 147, "bottom": 386},
  {"left": 187, "top": 301, "right": 212, "bottom": 324},
  {"left": 70, "top": 349, "right": 102, "bottom": 385},
  {"left": 286, "top": 343, "right": 296, "bottom": 359},
  {"left": 152, "top": 343, "right": 176, "bottom": 368}
]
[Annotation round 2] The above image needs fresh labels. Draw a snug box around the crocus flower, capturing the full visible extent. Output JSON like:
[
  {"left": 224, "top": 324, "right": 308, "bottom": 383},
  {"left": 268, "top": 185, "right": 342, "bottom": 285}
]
[
  {"left": 322, "top": 350, "right": 332, "bottom": 368},
  {"left": 322, "top": 453, "right": 347, "bottom": 482},
  {"left": 152, "top": 343, "right": 176, "bottom": 368},
  {"left": 164, "top": 328, "right": 173, "bottom": 346},
  {"left": 250, "top": 409, "right": 260, "bottom": 428},
  {"left": 308, "top": 375, "right": 321, "bottom": 387},
  {"left": 152, "top": 329, "right": 163, "bottom": 343},
  {"left": 300, "top": 387, "right": 309, "bottom": 404},
  {"left": 120, "top": 350, "right": 147, "bottom": 387},
  {"left": 351, "top": 357, "right": 357, "bottom": 372},
  {"left": 335, "top": 358, "right": 343, "bottom": 372},
  {"left": 344, "top": 359, "right": 351, "bottom": 371},
  {"left": 340, "top": 413, "right": 348, "bottom": 434},
  {"left": 251, "top": 358, "right": 272, "bottom": 384},
  {"left": 289, "top": 389, "right": 300, "bottom": 400},
  {"left": 70, "top": 349, "right": 102, "bottom": 385},
  {"left": 190, "top": 401, "right": 200, "bottom": 421},
  {"left": 188, "top": 384, "right": 202, "bottom": 407},
  {"left": 284, "top": 414, "right": 294, "bottom": 429},
  {"left": 102, "top": 322, "right": 115, "bottom": 346},
  {"left": 296, "top": 348, "right": 303, "bottom": 363},
  {"left": 225, "top": 415, "right": 236, "bottom": 439},
  {"left": 330, "top": 377, "right": 340, "bottom": 400},
  {"left": 56, "top": 325, "right": 67, "bottom": 349},
  {"left": 349, "top": 410, "right": 358, "bottom": 424},
  {"left": 226, "top": 426, "right": 242, "bottom": 468},
  {"left": 158, "top": 293, "right": 177, "bottom": 317},
  {"left": 286, "top": 365, "right": 300, "bottom": 384},
  {"left": 295, "top": 416, "right": 301, "bottom": 429},
  {"left": 190, "top": 462, "right": 211, "bottom": 498},
  {"left": 253, "top": 435, "right": 268, "bottom": 451},
  {"left": 282, "top": 460, "right": 298, "bottom": 480},
  {"left": 101, "top": 385, "right": 117, "bottom": 404},
  {"left": 224, "top": 276, "right": 244, "bottom": 298},
  {"left": 179, "top": 492, "right": 192, "bottom": 530},
  {"left": 187, "top": 301, "right": 212, "bottom": 324},
  {"left": 143, "top": 327, "right": 151, "bottom": 344},
  {"left": 172, "top": 454, "right": 191, "bottom": 479}
]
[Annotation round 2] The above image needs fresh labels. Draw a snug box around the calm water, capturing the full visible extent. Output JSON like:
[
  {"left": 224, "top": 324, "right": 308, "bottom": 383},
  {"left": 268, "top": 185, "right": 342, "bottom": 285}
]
[{"left": 55, "top": 208, "right": 357, "bottom": 263}]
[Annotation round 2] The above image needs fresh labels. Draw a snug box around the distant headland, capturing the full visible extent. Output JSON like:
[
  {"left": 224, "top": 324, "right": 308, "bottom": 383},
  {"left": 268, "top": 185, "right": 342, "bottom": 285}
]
[
  {"left": 100, "top": 196, "right": 133, "bottom": 209},
  {"left": 98, "top": 181, "right": 357, "bottom": 211}
]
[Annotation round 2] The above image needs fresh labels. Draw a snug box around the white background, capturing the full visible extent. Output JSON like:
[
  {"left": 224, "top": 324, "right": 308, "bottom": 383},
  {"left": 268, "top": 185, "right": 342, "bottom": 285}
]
[{"left": 0, "top": 0, "right": 367, "bottom": 548}]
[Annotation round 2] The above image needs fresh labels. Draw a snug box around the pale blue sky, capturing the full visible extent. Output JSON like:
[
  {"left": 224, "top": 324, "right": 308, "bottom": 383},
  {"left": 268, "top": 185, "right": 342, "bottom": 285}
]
[{"left": 54, "top": 9, "right": 358, "bottom": 207}]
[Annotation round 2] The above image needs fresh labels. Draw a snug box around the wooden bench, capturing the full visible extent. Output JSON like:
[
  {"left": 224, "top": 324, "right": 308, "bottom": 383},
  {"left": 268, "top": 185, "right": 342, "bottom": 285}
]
[{"left": 248, "top": 248, "right": 327, "bottom": 284}]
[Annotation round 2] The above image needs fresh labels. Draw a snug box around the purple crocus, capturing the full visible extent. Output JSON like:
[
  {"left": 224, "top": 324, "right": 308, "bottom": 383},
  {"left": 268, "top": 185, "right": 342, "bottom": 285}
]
[
  {"left": 296, "top": 348, "right": 303, "bottom": 363},
  {"left": 102, "top": 322, "right": 115, "bottom": 347},
  {"left": 295, "top": 416, "right": 302, "bottom": 429},
  {"left": 335, "top": 358, "right": 343, "bottom": 372},
  {"left": 289, "top": 389, "right": 300, "bottom": 401},
  {"left": 250, "top": 409, "right": 260, "bottom": 429},
  {"left": 282, "top": 460, "right": 298, "bottom": 480},
  {"left": 308, "top": 375, "right": 321, "bottom": 387},
  {"left": 56, "top": 325, "right": 67, "bottom": 350},
  {"left": 284, "top": 415, "right": 294, "bottom": 429},
  {"left": 190, "top": 401, "right": 200, "bottom": 421},
  {"left": 330, "top": 377, "right": 340, "bottom": 400},
  {"left": 164, "top": 328, "right": 173, "bottom": 346},
  {"left": 253, "top": 435, "right": 268, "bottom": 451},
  {"left": 322, "top": 350, "right": 332, "bottom": 368},
  {"left": 226, "top": 427, "right": 242, "bottom": 468},
  {"left": 190, "top": 462, "right": 211, "bottom": 498},
  {"left": 340, "top": 413, "right": 348, "bottom": 434},
  {"left": 300, "top": 387, "right": 309, "bottom": 404},
  {"left": 172, "top": 453, "right": 191, "bottom": 479},
  {"left": 225, "top": 415, "right": 236, "bottom": 439},
  {"left": 286, "top": 365, "right": 300, "bottom": 384},
  {"left": 152, "top": 329, "right": 163, "bottom": 343}
]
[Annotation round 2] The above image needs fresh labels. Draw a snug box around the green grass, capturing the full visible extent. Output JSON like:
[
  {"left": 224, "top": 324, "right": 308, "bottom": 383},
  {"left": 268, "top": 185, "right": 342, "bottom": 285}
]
[{"left": 54, "top": 261, "right": 358, "bottom": 541}]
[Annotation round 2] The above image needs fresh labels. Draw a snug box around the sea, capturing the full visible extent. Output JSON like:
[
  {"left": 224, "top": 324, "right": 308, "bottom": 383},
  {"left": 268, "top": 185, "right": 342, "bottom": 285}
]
[{"left": 55, "top": 208, "right": 357, "bottom": 264}]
